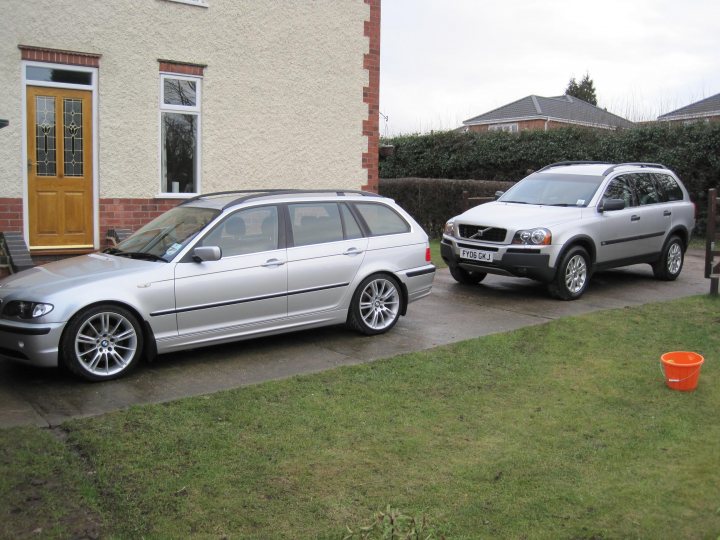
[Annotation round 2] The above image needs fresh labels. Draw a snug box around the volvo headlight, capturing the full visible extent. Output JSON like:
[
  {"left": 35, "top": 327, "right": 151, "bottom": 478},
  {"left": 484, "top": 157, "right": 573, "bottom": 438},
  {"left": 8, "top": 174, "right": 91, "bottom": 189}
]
[
  {"left": 443, "top": 220, "right": 455, "bottom": 236},
  {"left": 3, "top": 301, "right": 54, "bottom": 319},
  {"left": 512, "top": 228, "right": 552, "bottom": 246}
]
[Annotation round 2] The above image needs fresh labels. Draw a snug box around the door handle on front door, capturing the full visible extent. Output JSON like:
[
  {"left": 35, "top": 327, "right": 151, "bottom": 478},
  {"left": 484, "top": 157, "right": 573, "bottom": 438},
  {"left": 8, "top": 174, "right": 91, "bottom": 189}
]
[
  {"left": 343, "top": 247, "right": 364, "bottom": 256},
  {"left": 631, "top": 215, "right": 640, "bottom": 222},
  {"left": 262, "top": 258, "right": 286, "bottom": 268},
  {"left": 663, "top": 210, "right": 672, "bottom": 217}
]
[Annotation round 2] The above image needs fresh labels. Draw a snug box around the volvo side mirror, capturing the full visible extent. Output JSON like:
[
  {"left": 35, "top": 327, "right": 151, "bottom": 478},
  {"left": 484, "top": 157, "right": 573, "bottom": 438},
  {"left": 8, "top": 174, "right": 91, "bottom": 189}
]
[{"left": 599, "top": 198, "right": 625, "bottom": 213}]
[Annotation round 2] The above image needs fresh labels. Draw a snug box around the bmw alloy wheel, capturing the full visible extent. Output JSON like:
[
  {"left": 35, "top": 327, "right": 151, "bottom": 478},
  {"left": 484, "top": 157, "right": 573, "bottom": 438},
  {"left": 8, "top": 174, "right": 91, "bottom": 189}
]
[
  {"left": 348, "top": 274, "right": 402, "bottom": 335},
  {"left": 63, "top": 305, "right": 143, "bottom": 381},
  {"left": 359, "top": 277, "right": 400, "bottom": 331}
]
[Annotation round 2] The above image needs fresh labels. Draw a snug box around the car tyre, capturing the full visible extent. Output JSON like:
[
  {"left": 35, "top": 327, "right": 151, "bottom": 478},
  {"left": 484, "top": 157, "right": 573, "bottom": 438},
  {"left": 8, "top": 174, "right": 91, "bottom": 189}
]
[
  {"left": 449, "top": 265, "right": 487, "bottom": 285},
  {"left": 548, "top": 246, "right": 590, "bottom": 300},
  {"left": 347, "top": 274, "right": 402, "bottom": 336},
  {"left": 652, "top": 235, "right": 684, "bottom": 281},
  {"left": 62, "top": 304, "right": 144, "bottom": 381}
]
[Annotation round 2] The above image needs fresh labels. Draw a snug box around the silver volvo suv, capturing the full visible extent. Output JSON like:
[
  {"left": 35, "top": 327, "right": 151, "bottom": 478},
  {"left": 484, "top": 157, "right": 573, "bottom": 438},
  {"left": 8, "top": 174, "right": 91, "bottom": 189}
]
[
  {"left": 0, "top": 190, "right": 435, "bottom": 381},
  {"left": 442, "top": 162, "right": 695, "bottom": 299}
]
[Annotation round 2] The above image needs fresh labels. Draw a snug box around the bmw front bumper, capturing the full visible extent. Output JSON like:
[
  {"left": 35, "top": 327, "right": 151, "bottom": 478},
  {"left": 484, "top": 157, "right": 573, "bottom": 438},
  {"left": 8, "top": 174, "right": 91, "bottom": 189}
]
[{"left": 0, "top": 319, "right": 66, "bottom": 368}]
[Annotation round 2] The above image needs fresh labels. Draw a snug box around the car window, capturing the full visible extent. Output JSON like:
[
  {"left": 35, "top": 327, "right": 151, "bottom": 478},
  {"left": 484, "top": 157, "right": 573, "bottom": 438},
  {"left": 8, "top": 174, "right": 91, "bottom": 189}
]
[
  {"left": 632, "top": 173, "right": 660, "bottom": 205},
  {"left": 200, "top": 206, "right": 279, "bottom": 256},
  {"left": 289, "top": 203, "right": 344, "bottom": 246},
  {"left": 340, "top": 203, "right": 364, "bottom": 240},
  {"left": 653, "top": 173, "right": 684, "bottom": 202},
  {"left": 603, "top": 176, "right": 636, "bottom": 207},
  {"left": 116, "top": 206, "right": 220, "bottom": 261},
  {"left": 499, "top": 173, "right": 603, "bottom": 207},
  {"left": 353, "top": 203, "right": 410, "bottom": 236}
]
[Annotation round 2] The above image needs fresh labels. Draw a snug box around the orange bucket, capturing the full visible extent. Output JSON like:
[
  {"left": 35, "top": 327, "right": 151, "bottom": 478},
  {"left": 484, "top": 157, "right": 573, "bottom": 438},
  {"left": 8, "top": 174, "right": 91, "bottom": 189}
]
[{"left": 660, "top": 351, "right": 705, "bottom": 391}]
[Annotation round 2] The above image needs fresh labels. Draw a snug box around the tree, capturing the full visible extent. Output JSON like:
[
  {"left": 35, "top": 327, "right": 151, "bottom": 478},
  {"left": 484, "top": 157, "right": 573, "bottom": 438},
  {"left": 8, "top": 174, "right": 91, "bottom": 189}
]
[{"left": 565, "top": 73, "right": 597, "bottom": 106}]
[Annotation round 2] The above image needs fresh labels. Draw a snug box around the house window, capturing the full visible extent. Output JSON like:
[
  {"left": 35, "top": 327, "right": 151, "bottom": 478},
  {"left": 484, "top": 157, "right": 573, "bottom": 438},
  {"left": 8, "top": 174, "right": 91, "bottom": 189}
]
[
  {"left": 488, "top": 123, "right": 518, "bottom": 133},
  {"left": 26, "top": 66, "right": 93, "bottom": 86},
  {"left": 160, "top": 74, "right": 201, "bottom": 195}
]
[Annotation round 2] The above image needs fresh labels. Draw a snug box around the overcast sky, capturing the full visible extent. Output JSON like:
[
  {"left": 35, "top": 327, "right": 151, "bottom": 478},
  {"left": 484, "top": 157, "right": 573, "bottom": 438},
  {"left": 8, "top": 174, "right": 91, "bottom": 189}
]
[{"left": 379, "top": 0, "right": 720, "bottom": 136}]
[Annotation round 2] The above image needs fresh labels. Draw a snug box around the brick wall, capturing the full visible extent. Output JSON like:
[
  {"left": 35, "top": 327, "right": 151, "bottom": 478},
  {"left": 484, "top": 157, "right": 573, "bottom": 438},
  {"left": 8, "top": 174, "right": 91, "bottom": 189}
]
[
  {"left": 467, "top": 119, "right": 617, "bottom": 132},
  {"left": 0, "top": 198, "right": 23, "bottom": 232},
  {"left": 19, "top": 45, "right": 100, "bottom": 67},
  {"left": 99, "top": 198, "right": 180, "bottom": 246},
  {"left": 361, "top": 0, "right": 381, "bottom": 193}
]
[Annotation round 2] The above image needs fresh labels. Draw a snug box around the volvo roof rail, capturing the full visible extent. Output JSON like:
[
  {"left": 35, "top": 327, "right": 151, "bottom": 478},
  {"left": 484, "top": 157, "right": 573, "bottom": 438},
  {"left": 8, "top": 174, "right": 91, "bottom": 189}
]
[
  {"left": 602, "top": 162, "right": 667, "bottom": 175},
  {"left": 537, "top": 161, "right": 611, "bottom": 172}
]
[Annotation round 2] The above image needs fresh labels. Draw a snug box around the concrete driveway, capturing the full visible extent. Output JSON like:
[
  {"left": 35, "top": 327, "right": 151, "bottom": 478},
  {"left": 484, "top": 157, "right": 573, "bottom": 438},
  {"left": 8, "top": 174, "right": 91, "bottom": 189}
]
[{"left": 0, "top": 249, "right": 710, "bottom": 428}]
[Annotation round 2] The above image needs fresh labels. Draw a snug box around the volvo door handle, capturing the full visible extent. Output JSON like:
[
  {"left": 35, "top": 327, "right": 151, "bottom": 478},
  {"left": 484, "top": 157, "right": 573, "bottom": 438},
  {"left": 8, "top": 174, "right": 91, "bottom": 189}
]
[
  {"left": 262, "top": 258, "right": 286, "bottom": 268},
  {"left": 631, "top": 215, "right": 640, "bottom": 222},
  {"left": 343, "top": 247, "right": 364, "bottom": 256},
  {"left": 663, "top": 210, "right": 672, "bottom": 217}
]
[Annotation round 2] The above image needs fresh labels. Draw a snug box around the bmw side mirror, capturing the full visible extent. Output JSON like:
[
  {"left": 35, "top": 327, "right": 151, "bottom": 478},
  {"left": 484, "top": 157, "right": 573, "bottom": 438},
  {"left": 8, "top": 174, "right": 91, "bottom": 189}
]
[
  {"left": 494, "top": 190, "right": 504, "bottom": 200},
  {"left": 599, "top": 198, "right": 625, "bottom": 213},
  {"left": 192, "top": 246, "right": 222, "bottom": 262}
]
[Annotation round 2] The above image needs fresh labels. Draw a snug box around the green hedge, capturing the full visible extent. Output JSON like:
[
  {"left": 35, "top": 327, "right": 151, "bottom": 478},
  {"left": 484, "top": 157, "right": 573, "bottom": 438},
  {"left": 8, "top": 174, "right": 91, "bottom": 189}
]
[
  {"left": 379, "top": 123, "right": 720, "bottom": 234},
  {"left": 379, "top": 177, "right": 514, "bottom": 238}
]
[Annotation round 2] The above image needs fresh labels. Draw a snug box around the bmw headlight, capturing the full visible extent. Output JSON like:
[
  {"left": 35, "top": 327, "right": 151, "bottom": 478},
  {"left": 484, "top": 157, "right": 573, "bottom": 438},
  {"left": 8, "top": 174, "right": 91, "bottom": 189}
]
[
  {"left": 512, "top": 228, "right": 552, "bottom": 246},
  {"left": 443, "top": 220, "right": 455, "bottom": 236},
  {"left": 3, "top": 301, "right": 54, "bottom": 319}
]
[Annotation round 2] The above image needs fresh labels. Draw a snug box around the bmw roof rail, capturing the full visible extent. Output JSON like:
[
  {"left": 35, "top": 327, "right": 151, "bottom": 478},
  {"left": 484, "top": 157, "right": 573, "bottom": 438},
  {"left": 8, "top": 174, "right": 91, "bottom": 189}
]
[
  {"left": 602, "top": 162, "right": 667, "bottom": 175},
  {"left": 180, "top": 189, "right": 381, "bottom": 209},
  {"left": 537, "top": 161, "right": 611, "bottom": 172}
]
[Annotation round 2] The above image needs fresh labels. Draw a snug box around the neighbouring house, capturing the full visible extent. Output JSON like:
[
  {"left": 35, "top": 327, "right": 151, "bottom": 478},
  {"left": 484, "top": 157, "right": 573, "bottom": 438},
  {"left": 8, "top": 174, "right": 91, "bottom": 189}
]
[
  {"left": 657, "top": 92, "right": 720, "bottom": 124},
  {"left": 462, "top": 94, "right": 634, "bottom": 133},
  {"left": 0, "top": 0, "right": 380, "bottom": 261}
]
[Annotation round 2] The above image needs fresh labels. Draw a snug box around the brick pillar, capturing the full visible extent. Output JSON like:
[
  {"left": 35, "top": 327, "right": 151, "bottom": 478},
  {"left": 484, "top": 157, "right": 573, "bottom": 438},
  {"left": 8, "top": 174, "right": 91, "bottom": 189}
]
[{"left": 362, "top": 0, "right": 381, "bottom": 193}]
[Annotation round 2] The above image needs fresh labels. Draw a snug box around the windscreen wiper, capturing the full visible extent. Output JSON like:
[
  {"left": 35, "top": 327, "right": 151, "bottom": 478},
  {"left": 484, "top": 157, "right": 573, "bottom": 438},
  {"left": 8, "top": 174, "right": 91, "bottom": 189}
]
[{"left": 104, "top": 249, "right": 167, "bottom": 262}]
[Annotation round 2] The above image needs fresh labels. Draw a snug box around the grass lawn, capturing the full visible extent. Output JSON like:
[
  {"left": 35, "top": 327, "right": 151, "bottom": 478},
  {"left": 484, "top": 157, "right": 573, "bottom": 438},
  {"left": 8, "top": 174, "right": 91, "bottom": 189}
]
[{"left": 1, "top": 296, "right": 719, "bottom": 538}]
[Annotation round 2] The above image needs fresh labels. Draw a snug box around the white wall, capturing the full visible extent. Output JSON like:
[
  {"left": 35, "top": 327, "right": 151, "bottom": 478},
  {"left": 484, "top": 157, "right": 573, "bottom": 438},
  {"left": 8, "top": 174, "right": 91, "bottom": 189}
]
[{"left": 0, "top": 0, "right": 370, "bottom": 198}]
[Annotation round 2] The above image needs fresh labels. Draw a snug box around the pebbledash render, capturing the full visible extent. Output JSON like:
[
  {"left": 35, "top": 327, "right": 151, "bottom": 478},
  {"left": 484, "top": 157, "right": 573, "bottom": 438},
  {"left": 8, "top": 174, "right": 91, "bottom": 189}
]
[{"left": 0, "top": 0, "right": 381, "bottom": 260}]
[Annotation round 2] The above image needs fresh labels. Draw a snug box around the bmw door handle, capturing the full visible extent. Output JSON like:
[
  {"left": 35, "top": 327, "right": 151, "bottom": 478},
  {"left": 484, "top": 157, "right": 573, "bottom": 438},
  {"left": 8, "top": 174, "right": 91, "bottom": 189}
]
[
  {"left": 343, "top": 247, "right": 364, "bottom": 256},
  {"left": 262, "top": 258, "right": 286, "bottom": 268},
  {"left": 663, "top": 210, "right": 672, "bottom": 217},
  {"left": 631, "top": 215, "right": 641, "bottom": 222}
]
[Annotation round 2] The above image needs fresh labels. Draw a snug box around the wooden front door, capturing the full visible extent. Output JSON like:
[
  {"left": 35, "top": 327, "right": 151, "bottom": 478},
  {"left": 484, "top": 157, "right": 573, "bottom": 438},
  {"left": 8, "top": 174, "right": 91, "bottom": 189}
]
[{"left": 26, "top": 86, "right": 93, "bottom": 249}]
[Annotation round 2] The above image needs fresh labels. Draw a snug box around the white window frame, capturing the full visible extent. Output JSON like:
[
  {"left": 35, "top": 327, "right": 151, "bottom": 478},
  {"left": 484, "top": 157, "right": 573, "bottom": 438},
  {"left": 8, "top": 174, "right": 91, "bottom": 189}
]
[
  {"left": 488, "top": 123, "right": 518, "bottom": 133},
  {"left": 159, "top": 73, "right": 202, "bottom": 197}
]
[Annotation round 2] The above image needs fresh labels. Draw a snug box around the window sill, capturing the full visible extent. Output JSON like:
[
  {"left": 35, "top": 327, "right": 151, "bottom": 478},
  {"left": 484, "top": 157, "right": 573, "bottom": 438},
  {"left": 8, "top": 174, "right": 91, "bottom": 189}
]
[
  {"left": 157, "top": 193, "right": 198, "bottom": 199},
  {"left": 161, "top": 0, "right": 208, "bottom": 8}
]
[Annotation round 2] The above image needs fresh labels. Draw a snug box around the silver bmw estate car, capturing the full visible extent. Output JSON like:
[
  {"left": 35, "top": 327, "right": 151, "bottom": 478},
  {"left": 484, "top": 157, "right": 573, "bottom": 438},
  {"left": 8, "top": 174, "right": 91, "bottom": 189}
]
[{"left": 0, "top": 190, "right": 435, "bottom": 381}]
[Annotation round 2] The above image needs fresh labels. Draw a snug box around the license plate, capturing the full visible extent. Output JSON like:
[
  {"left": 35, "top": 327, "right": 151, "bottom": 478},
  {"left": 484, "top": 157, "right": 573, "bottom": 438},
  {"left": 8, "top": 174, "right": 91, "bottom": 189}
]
[{"left": 460, "top": 247, "right": 493, "bottom": 262}]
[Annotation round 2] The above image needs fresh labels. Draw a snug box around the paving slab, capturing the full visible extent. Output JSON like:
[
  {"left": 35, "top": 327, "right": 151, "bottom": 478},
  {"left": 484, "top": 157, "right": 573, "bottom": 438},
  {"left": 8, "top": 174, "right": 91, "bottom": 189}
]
[{"left": 0, "top": 250, "right": 710, "bottom": 428}]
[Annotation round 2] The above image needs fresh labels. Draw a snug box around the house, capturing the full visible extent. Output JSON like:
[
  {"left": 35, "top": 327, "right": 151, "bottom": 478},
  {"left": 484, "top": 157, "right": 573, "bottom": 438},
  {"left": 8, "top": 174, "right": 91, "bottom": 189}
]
[
  {"left": 462, "top": 95, "right": 634, "bottom": 133},
  {"left": 657, "top": 92, "right": 720, "bottom": 124},
  {"left": 0, "top": 0, "right": 380, "bottom": 260}
]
